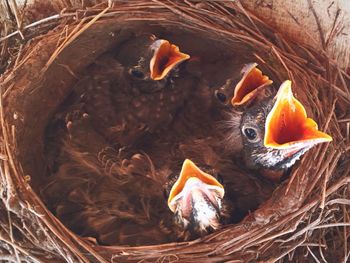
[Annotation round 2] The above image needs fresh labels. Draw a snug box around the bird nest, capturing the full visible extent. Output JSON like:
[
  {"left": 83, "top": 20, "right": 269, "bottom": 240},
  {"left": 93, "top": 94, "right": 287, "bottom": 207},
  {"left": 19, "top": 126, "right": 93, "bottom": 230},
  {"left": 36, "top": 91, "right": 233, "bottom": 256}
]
[{"left": 0, "top": 1, "right": 349, "bottom": 262}]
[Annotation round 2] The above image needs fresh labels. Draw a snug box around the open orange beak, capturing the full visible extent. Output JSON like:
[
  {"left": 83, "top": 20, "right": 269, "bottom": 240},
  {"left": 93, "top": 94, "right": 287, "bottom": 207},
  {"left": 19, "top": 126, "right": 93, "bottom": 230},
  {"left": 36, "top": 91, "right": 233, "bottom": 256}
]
[
  {"left": 231, "top": 63, "right": 273, "bottom": 106},
  {"left": 264, "top": 80, "right": 332, "bottom": 150},
  {"left": 167, "top": 159, "right": 224, "bottom": 213},
  {"left": 150, "top": 40, "right": 190, "bottom": 80}
]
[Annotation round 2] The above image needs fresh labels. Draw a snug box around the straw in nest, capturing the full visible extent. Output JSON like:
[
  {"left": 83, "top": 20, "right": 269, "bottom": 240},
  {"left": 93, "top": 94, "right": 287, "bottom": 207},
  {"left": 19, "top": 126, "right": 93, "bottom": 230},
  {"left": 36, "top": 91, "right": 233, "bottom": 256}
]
[{"left": 0, "top": 1, "right": 349, "bottom": 262}]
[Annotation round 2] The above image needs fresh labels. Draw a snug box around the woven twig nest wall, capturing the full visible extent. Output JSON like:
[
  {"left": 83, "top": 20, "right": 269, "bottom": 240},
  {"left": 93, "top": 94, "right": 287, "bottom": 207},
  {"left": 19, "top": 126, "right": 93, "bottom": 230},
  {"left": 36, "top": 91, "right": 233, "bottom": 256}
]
[{"left": 0, "top": 1, "right": 349, "bottom": 262}]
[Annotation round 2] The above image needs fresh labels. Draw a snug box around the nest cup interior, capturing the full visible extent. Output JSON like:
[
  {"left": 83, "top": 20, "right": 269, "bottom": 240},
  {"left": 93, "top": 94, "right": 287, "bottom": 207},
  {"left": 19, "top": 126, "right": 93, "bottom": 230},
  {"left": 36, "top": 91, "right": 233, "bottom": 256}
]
[
  {"left": 41, "top": 21, "right": 280, "bottom": 245},
  {"left": 5, "top": 20, "right": 282, "bottom": 245},
  {"left": 2, "top": 9, "right": 345, "bottom": 261}
]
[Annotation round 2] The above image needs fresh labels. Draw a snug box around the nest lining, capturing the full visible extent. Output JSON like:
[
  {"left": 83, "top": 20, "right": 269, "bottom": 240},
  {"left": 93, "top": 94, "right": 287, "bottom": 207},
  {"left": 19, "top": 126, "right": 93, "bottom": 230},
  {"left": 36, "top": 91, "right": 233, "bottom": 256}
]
[{"left": 0, "top": 1, "right": 349, "bottom": 262}]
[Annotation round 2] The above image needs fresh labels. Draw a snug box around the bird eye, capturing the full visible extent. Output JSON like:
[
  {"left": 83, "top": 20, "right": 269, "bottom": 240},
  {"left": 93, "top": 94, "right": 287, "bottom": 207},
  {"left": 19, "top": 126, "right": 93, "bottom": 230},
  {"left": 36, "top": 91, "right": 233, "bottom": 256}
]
[
  {"left": 130, "top": 69, "right": 145, "bottom": 79},
  {"left": 243, "top": 127, "right": 258, "bottom": 142},
  {"left": 216, "top": 173, "right": 224, "bottom": 185},
  {"left": 215, "top": 91, "right": 227, "bottom": 103}
]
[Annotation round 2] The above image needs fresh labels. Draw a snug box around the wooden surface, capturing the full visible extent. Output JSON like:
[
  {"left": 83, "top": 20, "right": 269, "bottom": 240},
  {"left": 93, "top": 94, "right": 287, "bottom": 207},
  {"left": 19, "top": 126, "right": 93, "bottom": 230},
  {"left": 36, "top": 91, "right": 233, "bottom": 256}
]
[{"left": 241, "top": 0, "right": 350, "bottom": 68}]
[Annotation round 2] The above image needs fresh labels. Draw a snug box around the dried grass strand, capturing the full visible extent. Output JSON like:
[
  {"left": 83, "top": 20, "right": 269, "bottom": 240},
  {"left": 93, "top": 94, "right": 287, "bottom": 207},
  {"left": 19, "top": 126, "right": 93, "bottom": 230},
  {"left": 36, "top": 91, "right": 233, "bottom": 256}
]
[{"left": 0, "top": 1, "right": 348, "bottom": 262}]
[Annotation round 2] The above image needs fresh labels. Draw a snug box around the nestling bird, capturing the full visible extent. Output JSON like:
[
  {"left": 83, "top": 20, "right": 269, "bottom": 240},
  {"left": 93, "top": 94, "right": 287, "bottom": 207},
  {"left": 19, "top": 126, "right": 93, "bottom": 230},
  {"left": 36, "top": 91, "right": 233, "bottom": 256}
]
[
  {"left": 214, "top": 63, "right": 273, "bottom": 154},
  {"left": 74, "top": 34, "right": 194, "bottom": 145},
  {"left": 214, "top": 62, "right": 273, "bottom": 107},
  {"left": 115, "top": 34, "right": 191, "bottom": 92},
  {"left": 165, "top": 159, "right": 225, "bottom": 235},
  {"left": 163, "top": 155, "right": 275, "bottom": 235},
  {"left": 213, "top": 64, "right": 331, "bottom": 177},
  {"left": 225, "top": 80, "right": 332, "bottom": 179}
]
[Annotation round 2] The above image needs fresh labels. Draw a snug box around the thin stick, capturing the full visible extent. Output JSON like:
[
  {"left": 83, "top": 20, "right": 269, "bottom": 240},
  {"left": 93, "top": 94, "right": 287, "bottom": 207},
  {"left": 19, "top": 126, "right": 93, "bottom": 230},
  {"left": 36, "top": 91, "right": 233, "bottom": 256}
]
[{"left": 0, "top": 14, "right": 74, "bottom": 42}]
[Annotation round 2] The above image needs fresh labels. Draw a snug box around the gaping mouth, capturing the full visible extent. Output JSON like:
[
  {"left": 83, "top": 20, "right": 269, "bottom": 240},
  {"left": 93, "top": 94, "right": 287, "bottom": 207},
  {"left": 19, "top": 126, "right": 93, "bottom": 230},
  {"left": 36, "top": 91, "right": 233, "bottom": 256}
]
[
  {"left": 167, "top": 159, "right": 224, "bottom": 213},
  {"left": 150, "top": 40, "right": 190, "bottom": 80},
  {"left": 264, "top": 80, "right": 332, "bottom": 150},
  {"left": 231, "top": 63, "right": 273, "bottom": 106}
]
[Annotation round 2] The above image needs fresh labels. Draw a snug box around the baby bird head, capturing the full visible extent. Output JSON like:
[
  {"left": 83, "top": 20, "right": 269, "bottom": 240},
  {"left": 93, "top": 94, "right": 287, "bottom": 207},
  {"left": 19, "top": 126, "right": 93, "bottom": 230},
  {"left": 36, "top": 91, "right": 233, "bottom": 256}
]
[
  {"left": 166, "top": 159, "right": 224, "bottom": 234},
  {"left": 116, "top": 34, "right": 190, "bottom": 92},
  {"left": 240, "top": 80, "right": 332, "bottom": 171},
  {"left": 215, "top": 62, "right": 273, "bottom": 106}
]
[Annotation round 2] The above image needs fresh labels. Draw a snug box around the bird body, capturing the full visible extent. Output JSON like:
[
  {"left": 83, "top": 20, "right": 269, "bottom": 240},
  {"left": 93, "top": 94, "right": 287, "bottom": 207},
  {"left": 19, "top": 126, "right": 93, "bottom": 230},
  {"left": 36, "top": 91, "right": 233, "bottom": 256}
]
[
  {"left": 71, "top": 34, "right": 195, "bottom": 146},
  {"left": 43, "top": 113, "right": 186, "bottom": 246}
]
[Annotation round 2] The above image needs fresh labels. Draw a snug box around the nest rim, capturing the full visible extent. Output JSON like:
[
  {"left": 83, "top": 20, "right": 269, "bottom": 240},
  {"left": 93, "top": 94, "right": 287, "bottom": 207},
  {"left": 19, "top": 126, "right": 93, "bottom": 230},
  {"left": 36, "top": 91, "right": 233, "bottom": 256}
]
[{"left": 0, "top": 1, "right": 349, "bottom": 262}]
